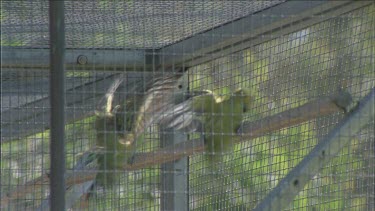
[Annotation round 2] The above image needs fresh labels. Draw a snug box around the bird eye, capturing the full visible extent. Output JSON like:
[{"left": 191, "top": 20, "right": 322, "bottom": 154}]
[{"left": 178, "top": 84, "right": 183, "bottom": 89}]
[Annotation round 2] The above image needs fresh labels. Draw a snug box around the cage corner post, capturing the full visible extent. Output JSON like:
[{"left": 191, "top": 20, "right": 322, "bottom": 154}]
[
  {"left": 160, "top": 127, "right": 189, "bottom": 211},
  {"left": 49, "top": 1, "right": 66, "bottom": 210}
]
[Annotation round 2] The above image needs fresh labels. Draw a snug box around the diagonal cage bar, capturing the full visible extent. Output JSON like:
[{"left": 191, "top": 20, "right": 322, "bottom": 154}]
[{"left": 254, "top": 88, "right": 375, "bottom": 211}]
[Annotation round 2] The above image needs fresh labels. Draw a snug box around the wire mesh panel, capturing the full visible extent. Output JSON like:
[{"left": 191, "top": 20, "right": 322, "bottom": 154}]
[
  {"left": 187, "top": 5, "right": 374, "bottom": 210},
  {"left": 1, "top": 1, "right": 374, "bottom": 211},
  {"left": 1, "top": 1, "right": 284, "bottom": 49}
]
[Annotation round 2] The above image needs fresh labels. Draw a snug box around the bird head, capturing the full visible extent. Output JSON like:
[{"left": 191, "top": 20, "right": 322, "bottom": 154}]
[
  {"left": 232, "top": 87, "right": 252, "bottom": 113},
  {"left": 173, "top": 73, "right": 195, "bottom": 104}
]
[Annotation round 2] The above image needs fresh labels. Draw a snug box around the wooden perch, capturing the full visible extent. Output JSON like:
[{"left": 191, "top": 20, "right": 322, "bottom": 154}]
[
  {"left": 1, "top": 91, "right": 353, "bottom": 206},
  {"left": 238, "top": 90, "right": 353, "bottom": 139},
  {"left": 1, "top": 154, "right": 97, "bottom": 208}
]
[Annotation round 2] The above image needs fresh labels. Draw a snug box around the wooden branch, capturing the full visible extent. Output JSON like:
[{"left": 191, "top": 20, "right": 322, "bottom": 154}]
[
  {"left": 1, "top": 174, "right": 50, "bottom": 207},
  {"left": 238, "top": 91, "right": 352, "bottom": 139},
  {"left": 1, "top": 171, "right": 97, "bottom": 208},
  {"left": 125, "top": 138, "right": 205, "bottom": 170},
  {"left": 1, "top": 149, "right": 98, "bottom": 209}
]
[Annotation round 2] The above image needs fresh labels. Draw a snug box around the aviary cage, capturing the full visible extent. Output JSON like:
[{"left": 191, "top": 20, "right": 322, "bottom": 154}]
[{"left": 1, "top": 1, "right": 374, "bottom": 210}]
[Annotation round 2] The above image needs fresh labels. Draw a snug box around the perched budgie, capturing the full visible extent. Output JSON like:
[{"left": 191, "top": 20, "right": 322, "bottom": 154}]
[
  {"left": 95, "top": 78, "right": 136, "bottom": 186},
  {"left": 159, "top": 86, "right": 252, "bottom": 163},
  {"left": 189, "top": 88, "right": 252, "bottom": 210},
  {"left": 191, "top": 88, "right": 252, "bottom": 164}
]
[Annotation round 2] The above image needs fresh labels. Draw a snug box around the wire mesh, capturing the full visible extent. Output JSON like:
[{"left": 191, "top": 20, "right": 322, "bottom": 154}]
[
  {"left": 188, "top": 5, "right": 374, "bottom": 210},
  {"left": 1, "top": 1, "right": 374, "bottom": 211},
  {"left": 1, "top": 0, "right": 284, "bottom": 49}
]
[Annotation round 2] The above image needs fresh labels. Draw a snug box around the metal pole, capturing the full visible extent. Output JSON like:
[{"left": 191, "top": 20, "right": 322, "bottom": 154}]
[
  {"left": 49, "top": 1, "right": 66, "bottom": 210},
  {"left": 160, "top": 128, "right": 189, "bottom": 211}
]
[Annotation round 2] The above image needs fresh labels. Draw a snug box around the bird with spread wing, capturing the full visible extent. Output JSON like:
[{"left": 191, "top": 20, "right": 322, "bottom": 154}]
[{"left": 95, "top": 70, "right": 252, "bottom": 186}]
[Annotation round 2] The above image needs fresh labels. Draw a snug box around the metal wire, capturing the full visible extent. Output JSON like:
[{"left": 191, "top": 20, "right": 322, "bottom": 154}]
[{"left": 1, "top": 1, "right": 374, "bottom": 210}]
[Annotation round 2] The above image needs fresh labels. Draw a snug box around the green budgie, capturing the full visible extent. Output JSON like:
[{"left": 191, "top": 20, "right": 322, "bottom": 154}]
[
  {"left": 95, "top": 102, "right": 138, "bottom": 186},
  {"left": 159, "top": 85, "right": 252, "bottom": 163},
  {"left": 189, "top": 88, "right": 252, "bottom": 210},
  {"left": 95, "top": 78, "right": 139, "bottom": 186},
  {"left": 191, "top": 88, "right": 252, "bottom": 164}
]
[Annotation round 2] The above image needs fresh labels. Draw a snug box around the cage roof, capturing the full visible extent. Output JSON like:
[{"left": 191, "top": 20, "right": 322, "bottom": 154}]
[{"left": 2, "top": 1, "right": 284, "bottom": 49}]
